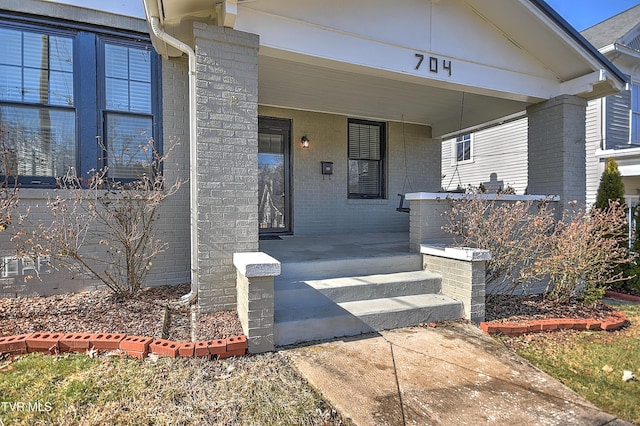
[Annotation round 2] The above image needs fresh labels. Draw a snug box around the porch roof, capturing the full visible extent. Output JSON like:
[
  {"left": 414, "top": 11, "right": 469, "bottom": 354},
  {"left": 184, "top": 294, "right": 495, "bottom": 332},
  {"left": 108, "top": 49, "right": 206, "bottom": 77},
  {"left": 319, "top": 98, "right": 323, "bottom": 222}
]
[{"left": 145, "top": 0, "right": 627, "bottom": 137}]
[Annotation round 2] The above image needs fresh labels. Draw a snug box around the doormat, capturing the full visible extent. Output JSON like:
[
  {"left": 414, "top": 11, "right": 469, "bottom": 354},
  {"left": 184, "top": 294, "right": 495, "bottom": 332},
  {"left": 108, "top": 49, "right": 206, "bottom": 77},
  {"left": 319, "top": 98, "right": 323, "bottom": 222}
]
[{"left": 259, "top": 235, "right": 282, "bottom": 240}]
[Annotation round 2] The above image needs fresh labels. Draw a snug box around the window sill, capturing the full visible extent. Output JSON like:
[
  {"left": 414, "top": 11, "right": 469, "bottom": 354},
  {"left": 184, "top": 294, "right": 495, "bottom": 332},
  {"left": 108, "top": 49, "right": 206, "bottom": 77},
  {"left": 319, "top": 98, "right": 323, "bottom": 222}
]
[
  {"left": 347, "top": 198, "right": 389, "bottom": 205},
  {"left": 12, "top": 187, "right": 109, "bottom": 200},
  {"left": 453, "top": 159, "right": 474, "bottom": 166}
]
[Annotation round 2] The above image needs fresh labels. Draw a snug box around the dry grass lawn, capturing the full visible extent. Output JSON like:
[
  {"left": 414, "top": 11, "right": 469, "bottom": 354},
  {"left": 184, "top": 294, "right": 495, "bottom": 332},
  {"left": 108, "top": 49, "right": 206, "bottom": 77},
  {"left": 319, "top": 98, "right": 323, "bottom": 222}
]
[
  {"left": 506, "top": 300, "right": 640, "bottom": 424},
  {"left": 0, "top": 351, "right": 347, "bottom": 425}
]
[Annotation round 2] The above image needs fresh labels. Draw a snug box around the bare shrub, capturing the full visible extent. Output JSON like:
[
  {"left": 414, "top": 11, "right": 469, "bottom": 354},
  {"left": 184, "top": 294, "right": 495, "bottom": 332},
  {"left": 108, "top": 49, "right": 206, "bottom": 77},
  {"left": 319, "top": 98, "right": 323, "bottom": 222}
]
[
  {"left": 0, "top": 131, "right": 19, "bottom": 277},
  {"left": 529, "top": 201, "right": 632, "bottom": 306},
  {"left": 16, "top": 140, "right": 182, "bottom": 297},
  {"left": 443, "top": 194, "right": 556, "bottom": 294},
  {"left": 444, "top": 195, "right": 632, "bottom": 306},
  {"left": 0, "top": 130, "right": 19, "bottom": 233}
]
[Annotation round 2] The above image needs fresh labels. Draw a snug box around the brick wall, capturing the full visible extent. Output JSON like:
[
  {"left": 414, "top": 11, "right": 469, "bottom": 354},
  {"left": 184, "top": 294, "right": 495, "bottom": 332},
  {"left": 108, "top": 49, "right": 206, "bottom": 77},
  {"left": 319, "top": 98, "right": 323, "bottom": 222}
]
[
  {"left": 3, "top": 0, "right": 147, "bottom": 33},
  {"left": 408, "top": 198, "right": 455, "bottom": 251},
  {"left": 423, "top": 254, "right": 486, "bottom": 323},
  {"left": 150, "top": 56, "right": 191, "bottom": 287},
  {"left": 233, "top": 251, "right": 279, "bottom": 353},
  {"left": 236, "top": 272, "right": 275, "bottom": 353},
  {"left": 0, "top": 3, "right": 191, "bottom": 297},
  {"left": 193, "top": 23, "right": 260, "bottom": 312},
  {"left": 527, "top": 95, "right": 587, "bottom": 211}
]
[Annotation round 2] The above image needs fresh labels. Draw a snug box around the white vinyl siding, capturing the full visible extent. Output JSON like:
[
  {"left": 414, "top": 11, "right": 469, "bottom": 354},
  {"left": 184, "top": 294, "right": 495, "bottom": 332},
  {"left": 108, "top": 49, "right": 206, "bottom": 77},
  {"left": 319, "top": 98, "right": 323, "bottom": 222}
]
[
  {"left": 441, "top": 117, "right": 528, "bottom": 193},
  {"left": 585, "top": 98, "right": 604, "bottom": 206}
]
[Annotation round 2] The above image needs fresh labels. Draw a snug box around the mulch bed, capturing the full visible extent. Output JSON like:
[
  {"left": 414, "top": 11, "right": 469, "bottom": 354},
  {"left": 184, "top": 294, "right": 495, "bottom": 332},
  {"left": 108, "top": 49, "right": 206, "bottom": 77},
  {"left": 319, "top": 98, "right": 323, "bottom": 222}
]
[
  {"left": 485, "top": 294, "right": 616, "bottom": 323},
  {"left": 0, "top": 283, "right": 243, "bottom": 341},
  {"left": 1, "top": 286, "right": 634, "bottom": 343},
  {"left": 481, "top": 293, "right": 631, "bottom": 338}
]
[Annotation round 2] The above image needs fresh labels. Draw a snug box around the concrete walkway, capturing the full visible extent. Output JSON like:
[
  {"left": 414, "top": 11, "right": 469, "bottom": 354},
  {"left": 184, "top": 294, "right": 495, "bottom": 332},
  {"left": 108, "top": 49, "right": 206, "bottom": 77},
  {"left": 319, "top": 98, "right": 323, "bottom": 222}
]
[{"left": 286, "top": 323, "right": 632, "bottom": 426}]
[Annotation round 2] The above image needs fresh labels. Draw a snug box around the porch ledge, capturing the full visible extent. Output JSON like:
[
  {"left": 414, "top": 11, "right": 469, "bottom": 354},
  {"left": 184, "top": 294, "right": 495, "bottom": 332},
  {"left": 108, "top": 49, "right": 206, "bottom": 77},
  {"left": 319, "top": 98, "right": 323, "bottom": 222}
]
[
  {"left": 405, "top": 192, "right": 559, "bottom": 202},
  {"left": 233, "top": 252, "right": 281, "bottom": 277},
  {"left": 420, "top": 244, "right": 492, "bottom": 262}
]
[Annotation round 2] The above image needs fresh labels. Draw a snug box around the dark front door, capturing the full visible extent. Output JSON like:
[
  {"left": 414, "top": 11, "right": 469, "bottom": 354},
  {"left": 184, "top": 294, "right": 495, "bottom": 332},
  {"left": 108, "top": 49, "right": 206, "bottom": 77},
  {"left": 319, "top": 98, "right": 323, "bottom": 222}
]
[{"left": 258, "top": 117, "right": 291, "bottom": 234}]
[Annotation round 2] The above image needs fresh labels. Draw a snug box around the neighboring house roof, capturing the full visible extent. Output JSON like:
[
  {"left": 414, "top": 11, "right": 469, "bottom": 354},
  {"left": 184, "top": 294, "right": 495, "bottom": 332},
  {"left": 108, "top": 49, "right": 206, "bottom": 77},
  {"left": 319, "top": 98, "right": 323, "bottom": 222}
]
[{"left": 581, "top": 4, "right": 640, "bottom": 50}]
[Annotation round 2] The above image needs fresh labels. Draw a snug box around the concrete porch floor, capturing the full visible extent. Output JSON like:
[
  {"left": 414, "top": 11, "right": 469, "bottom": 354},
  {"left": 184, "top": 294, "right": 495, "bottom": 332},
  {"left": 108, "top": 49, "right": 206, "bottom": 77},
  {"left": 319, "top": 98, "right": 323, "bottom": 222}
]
[{"left": 259, "top": 232, "right": 412, "bottom": 263}]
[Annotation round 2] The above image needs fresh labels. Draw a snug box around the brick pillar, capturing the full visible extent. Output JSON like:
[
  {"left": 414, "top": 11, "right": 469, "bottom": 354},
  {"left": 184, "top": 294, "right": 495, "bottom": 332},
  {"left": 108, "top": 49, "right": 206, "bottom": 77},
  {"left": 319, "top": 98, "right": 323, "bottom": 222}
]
[
  {"left": 408, "top": 196, "right": 456, "bottom": 251},
  {"left": 527, "top": 95, "right": 587, "bottom": 211},
  {"left": 234, "top": 252, "right": 280, "bottom": 353},
  {"left": 194, "top": 23, "right": 259, "bottom": 312},
  {"left": 421, "top": 246, "right": 489, "bottom": 324}
]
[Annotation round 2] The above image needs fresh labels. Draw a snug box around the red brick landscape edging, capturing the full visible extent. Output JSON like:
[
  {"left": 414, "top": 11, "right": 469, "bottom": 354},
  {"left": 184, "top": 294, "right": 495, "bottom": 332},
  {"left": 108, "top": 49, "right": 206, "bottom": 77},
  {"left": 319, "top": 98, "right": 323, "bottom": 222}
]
[
  {"left": 0, "top": 332, "right": 248, "bottom": 359},
  {"left": 479, "top": 310, "right": 628, "bottom": 337},
  {"left": 605, "top": 290, "right": 640, "bottom": 303}
]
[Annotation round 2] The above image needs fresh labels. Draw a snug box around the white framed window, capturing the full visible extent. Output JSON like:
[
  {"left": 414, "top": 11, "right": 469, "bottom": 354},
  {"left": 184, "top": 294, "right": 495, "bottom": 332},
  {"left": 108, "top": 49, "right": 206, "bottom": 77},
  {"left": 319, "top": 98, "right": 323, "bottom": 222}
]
[{"left": 454, "top": 133, "right": 473, "bottom": 163}]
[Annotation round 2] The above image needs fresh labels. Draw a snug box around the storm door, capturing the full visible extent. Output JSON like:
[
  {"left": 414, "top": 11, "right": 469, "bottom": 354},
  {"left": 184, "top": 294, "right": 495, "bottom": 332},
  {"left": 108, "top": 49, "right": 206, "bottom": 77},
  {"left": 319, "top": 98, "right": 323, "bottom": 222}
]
[{"left": 258, "top": 117, "right": 291, "bottom": 234}]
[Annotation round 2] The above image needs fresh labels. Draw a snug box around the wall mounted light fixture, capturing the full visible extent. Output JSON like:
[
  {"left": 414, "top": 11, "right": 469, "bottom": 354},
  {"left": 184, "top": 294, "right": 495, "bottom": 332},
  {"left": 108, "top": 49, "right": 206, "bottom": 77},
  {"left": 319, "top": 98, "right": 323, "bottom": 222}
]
[{"left": 301, "top": 135, "right": 310, "bottom": 149}]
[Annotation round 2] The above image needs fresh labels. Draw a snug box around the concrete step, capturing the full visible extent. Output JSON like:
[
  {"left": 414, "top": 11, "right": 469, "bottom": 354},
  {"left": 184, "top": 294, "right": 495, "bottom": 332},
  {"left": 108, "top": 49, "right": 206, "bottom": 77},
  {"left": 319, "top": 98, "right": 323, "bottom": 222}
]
[
  {"left": 275, "top": 294, "right": 464, "bottom": 346},
  {"left": 275, "top": 270, "right": 441, "bottom": 309},
  {"left": 278, "top": 253, "right": 423, "bottom": 280}
]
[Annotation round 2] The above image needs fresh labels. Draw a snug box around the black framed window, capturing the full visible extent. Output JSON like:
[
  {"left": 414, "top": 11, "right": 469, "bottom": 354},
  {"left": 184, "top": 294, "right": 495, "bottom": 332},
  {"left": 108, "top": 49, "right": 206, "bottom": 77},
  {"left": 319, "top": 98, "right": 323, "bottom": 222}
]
[
  {"left": 0, "top": 16, "right": 161, "bottom": 187},
  {"left": 101, "top": 41, "right": 157, "bottom": 180},
  {"left": 348, "top": 118, "right": 385, "bottom": 199},
  {"left": 0, "top": 27, "right": 76, "bottom": 183}
]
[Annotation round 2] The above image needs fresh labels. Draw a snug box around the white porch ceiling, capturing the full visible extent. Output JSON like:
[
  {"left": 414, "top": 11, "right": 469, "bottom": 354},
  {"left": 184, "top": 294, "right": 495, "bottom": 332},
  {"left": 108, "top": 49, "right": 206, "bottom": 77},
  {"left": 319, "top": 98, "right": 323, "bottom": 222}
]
[{"left": 258, "top": 55, "right": 530, "bottom": 137}]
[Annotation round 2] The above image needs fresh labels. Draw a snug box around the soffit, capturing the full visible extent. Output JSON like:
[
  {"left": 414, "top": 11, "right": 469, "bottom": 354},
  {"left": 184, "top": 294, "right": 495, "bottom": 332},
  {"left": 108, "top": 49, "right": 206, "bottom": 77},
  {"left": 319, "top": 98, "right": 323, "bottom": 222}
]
[
  {"left": 159, "top": 0, "right": 217, "bottom": 25},
  {"left": 464, "top": 0, "right": 601, "bottom": 83}
]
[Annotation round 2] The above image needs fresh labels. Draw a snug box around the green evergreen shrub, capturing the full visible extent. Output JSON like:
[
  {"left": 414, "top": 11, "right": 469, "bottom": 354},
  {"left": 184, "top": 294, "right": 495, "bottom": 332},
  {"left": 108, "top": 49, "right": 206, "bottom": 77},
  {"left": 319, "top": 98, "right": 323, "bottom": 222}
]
[
  {"left": 593, "top": 158, "right": 640, "bottom": 294},
  {"left": 595, "top": 158, "right": 625, "bottom": 210}
]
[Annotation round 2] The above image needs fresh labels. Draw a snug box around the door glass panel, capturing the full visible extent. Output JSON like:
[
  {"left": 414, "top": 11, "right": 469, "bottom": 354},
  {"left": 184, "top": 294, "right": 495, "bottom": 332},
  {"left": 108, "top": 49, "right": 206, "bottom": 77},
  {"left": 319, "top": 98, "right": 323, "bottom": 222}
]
[{"left": 258, "top": 132, "right": 286, "bottom": 231}]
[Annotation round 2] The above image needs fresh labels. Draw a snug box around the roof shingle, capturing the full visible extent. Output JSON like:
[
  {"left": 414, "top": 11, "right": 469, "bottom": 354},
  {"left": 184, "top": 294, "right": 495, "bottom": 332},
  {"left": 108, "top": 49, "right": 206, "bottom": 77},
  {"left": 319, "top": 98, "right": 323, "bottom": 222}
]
[{"left": 581, "top": 4, "right": 640, "bottom": 49}]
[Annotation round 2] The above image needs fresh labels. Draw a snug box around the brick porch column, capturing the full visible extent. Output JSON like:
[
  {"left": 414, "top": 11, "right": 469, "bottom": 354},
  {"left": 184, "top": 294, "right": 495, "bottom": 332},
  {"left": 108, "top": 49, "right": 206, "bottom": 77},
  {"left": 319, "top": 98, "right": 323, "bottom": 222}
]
[
  {"left": 527, "top": 95, "right": 587, "bottom": 211},
  {"left": 194, "top": 23, "right": 259, "bottom": 312}
]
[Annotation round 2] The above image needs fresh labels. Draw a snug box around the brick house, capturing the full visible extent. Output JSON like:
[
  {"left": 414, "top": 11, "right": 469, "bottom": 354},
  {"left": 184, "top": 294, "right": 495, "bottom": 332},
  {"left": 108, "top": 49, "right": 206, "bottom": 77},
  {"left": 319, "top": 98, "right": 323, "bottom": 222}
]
[{"left": 0, "top": 0, "right": 627, "bottom": 347}]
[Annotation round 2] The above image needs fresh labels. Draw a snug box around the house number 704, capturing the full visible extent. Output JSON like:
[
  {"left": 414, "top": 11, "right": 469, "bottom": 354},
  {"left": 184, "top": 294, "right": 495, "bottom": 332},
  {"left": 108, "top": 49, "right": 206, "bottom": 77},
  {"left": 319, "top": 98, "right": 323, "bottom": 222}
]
[{"left": 415, "top": 54, "right": 452, "bottom": 76}]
